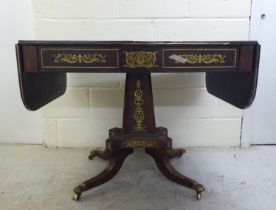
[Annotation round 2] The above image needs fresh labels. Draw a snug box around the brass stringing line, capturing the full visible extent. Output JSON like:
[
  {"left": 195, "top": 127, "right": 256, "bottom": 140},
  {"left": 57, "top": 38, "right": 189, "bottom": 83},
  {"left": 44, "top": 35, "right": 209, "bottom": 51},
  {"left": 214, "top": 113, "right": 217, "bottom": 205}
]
[
  {"left": 133, "top": 80, "right": 146, "bottom": 132},
  {"left": 124, "top": 51, "right": 158, "bottom": 68}
]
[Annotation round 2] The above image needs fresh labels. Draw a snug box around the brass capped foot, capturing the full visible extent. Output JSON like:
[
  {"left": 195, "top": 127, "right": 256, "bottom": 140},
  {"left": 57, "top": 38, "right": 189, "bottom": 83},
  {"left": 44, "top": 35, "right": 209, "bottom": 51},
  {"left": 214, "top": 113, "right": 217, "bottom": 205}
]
[
  {"left": 88, "top": 150, "right": 111, "bottom": 161},
  {"left": 166, "top": 148, "right": 186, "bottom": 159},
  {"left": 72, "top": 191, "right": 81, "bottom": 201},
  {"left": 196, "top": 192, "right": 202, "bottom": 200},
  {"left": 72, "top": 185, "right": 84, "bottom": 201},
  {"left": 194, "top": 183, "right": 205, "bottom": 200},
  {"left": 88, "top": 150, "right": 98, "bottom": 160}
]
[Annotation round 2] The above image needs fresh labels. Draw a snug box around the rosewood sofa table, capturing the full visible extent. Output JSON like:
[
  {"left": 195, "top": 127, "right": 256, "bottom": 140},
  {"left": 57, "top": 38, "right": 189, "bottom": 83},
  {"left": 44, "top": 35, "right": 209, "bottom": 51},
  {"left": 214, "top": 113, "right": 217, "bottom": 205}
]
[{"left": 16, "top": 41, "right": 260, "bottom": 201}]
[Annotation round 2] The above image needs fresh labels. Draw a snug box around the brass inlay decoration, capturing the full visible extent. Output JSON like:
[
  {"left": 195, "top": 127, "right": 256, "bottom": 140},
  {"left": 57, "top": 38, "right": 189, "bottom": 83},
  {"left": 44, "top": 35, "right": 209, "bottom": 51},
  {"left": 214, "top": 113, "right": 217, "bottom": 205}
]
[
  {"left": 120, "top": 140, "right": 158, "bottom": 148},
  {"left": 40, "top": 48, "right": 119, "bottom": 69},
  {"left": 124, "top": 51, "right": 158, "bottom": 68},
  {"left": 172, "top": 54, "right": 226, "bottom": 64},
  {"left": 133, "top": 80, "right": 146, "bottom": 132},
  {"left": 106, "top": 143, "right": 112, "bottom": 151},
  {"left": 53, "top": 53, "right": 107, "bottom": 64},
  {"left": 163, "top": 48, "right": 237, "bottom": 68}
]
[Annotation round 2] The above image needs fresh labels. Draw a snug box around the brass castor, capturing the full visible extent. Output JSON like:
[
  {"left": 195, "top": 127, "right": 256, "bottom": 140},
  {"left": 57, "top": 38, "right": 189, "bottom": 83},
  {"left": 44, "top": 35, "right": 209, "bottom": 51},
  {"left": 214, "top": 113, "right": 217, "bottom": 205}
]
[
  {"left": 196, "top": 192, "right": 202, "bottom": 200},
  {"left": 88, "top": 151, "right": 97, "bottom": 160},
  {"left": 72, "top": 192, "right": 81, "bottom": 201},
  {"left": 72, "top": 185, "right": 84, "bottom": 201},
  {"left": 194, "top": 183, "right": 205, "bottom": 200}
]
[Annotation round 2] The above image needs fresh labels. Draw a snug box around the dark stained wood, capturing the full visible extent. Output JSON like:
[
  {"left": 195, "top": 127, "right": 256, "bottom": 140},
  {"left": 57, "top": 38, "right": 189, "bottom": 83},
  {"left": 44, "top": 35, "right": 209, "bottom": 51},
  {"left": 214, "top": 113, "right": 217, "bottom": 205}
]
[
  {"left": 123, "top": 73, "right": 156, "bottom": 133},
  {"left": 73, "top": 73, "right": 201, "bottom": 201},
  {"left": 206, "top": 44, "right": 260, "bottom": 109},
  {"left": 73, "top": 149, "right": 133, "bottom": 201},
  {"left": 166, "top": 148, "right": 186, "bottom": 159},
  {"left": 22, "top": 46, "right": 38, "bottom": 73},
  {"left": 145, "top": 149, "right": 205, "bottom": 195},
  {"left": 88, "top": 149, "right": 112, "bottom": 161},
  {"left": 17, "top": 41, "right": 260, "bottom": 109},
  {"left": 16, "top": 40, "right": 261, "bottom": 201},
  {"left": 104, "top": 127, "right": 172, "bottom": 153},
  {"left": 17, "top": 41, "right": 259, "bottom": 73},
  {"left": 239, "top": 46, "right": 254, "bottom": 72},
  {"left": 16, "top": 45, "right": 67, "bottom": 110}
]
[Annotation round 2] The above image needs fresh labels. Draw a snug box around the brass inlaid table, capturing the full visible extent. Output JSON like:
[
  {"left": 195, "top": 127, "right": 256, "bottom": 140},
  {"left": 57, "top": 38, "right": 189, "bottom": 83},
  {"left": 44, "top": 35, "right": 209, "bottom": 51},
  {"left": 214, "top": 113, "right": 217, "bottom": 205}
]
[{"left": 16, "top": 41, "right": 260, "bottom": 201}]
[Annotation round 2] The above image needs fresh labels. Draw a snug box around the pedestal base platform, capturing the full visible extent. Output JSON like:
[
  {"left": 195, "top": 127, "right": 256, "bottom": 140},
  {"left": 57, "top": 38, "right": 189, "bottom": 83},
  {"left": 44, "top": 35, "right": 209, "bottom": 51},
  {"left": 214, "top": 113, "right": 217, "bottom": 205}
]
[{"left": 72, "top": 127, "right": 205, "bottom": 201}]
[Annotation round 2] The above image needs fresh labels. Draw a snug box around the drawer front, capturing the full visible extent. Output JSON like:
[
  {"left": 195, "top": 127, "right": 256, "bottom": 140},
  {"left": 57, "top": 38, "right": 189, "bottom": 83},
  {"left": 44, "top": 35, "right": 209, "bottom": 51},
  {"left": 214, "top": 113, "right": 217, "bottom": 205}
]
[
  {"left": 39, "top": 47, "right": 119, "bottom": 71},
  {"left": 162, "top": 48, "right": 238, "bottom": 70}
]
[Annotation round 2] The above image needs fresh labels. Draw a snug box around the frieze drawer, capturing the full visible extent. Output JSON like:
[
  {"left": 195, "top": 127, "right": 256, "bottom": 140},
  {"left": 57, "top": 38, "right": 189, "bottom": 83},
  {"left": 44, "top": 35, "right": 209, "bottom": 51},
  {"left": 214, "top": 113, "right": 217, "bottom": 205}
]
[
  {"left": 39, "top": 47, "right": 119, "bottom": 71},
  {"left": 162, "top": 48, "right": 238, "bottom": 69}
]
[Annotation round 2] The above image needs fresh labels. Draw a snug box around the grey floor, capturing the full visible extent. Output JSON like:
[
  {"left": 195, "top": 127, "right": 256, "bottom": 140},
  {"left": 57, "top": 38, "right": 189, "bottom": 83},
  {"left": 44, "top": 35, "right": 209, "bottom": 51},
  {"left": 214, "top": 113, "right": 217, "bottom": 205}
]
[{"left": 0, "top": 145, "right": 275, "bottom": 210}]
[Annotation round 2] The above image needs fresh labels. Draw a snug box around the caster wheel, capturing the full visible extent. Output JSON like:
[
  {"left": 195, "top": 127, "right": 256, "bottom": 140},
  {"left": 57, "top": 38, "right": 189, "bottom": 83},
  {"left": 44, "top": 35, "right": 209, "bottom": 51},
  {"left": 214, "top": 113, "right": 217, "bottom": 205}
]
[
  {"left": 72, "top": 192, "right": 81, "bottom": 201},
  {"left": 196, "top": 192, "right": 202, "bottom": 200}
]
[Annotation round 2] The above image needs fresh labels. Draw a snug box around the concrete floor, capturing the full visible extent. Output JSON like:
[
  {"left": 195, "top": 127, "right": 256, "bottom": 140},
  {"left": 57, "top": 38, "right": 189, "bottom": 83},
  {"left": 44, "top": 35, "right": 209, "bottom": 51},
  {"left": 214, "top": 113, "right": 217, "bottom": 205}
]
[{"left": 0, "top": 145, "right": 275, "bottom": 210}]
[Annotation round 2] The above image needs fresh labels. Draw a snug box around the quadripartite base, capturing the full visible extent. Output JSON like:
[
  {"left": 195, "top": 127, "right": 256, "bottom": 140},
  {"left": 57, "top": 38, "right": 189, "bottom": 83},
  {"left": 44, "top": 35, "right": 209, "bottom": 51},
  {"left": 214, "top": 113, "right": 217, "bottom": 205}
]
[{"left": 72, "top": 127, "right": 205, "bottom": 201}]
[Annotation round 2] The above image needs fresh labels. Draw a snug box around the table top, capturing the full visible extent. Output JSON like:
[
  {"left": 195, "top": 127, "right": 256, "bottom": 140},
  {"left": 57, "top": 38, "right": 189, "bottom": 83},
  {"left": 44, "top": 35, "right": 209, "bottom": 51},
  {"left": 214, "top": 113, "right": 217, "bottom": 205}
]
[{"left": 16, "top": 40, "right": 260, "bottom": 111}]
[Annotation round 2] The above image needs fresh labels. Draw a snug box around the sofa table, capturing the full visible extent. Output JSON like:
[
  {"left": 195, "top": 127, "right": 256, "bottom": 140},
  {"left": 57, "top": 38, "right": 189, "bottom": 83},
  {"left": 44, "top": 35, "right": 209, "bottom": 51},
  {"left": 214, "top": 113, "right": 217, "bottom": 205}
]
[{"left": 16, "top": 41, "right": 260, "bottom": 201}]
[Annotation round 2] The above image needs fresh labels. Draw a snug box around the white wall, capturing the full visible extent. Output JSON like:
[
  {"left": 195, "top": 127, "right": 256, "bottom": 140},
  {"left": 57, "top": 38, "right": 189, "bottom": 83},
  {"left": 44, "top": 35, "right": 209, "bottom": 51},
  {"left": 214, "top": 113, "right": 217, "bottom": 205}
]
[
  {"left": 33, "top": 0, "right": 252, "bottom": 148},
  {"left": 0, "top": 0, "right": 42, "bottom": 143},
  {"left": 242, "top": 0, "right": 276, "bottom": 145}
]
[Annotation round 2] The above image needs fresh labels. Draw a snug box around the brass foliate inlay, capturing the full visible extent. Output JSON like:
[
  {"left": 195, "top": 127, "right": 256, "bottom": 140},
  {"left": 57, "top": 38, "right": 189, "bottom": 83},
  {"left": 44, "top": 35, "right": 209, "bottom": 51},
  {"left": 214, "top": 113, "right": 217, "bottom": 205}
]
[
  {"left": 120, "top": 140, "right": 158, "bottom": 148},
  {"left": 163, "top": 48, "right": 237, "bottom": 69},
  {"left": 124, "top": 51, "right": 158, "bottom": 68},
  {"left": 173, "top": 54, "right": 226, "bottom": 64},
  {"left": 133, "top": 80, "right": 146, "bottom": 132},
  {"left": 53, "top": 53, "right": 107, "bottom": 64}
]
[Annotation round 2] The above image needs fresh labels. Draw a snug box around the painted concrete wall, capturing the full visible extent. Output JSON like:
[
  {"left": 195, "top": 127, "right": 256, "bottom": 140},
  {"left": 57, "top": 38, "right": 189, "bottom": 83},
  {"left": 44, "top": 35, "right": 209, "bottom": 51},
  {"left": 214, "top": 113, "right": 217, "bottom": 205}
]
[
  {"left": 0, "top": 0, "right": 42, "bottom": 143},
  {"left": 33, "top": 0, "right": 252, "bottom": 148},
  {"left": 242, "top": 0, "right": 276, "bottom": 145}
]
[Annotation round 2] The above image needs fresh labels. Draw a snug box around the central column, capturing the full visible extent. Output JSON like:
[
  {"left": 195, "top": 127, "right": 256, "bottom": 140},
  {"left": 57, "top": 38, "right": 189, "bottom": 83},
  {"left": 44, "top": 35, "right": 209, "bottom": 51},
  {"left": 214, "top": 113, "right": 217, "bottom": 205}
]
[{"left": 122, "top": 73, "right": 156, "bottom": 134}]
